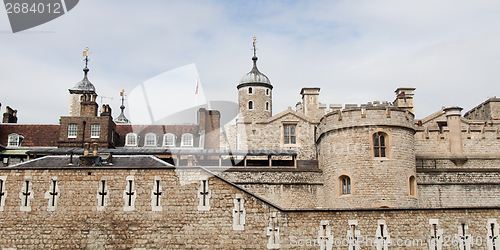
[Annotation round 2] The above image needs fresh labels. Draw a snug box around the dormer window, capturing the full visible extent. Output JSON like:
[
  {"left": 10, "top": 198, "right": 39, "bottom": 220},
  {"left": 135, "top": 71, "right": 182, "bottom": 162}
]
[
  {"left": 7, "top": 133, "right": 23, "bottom": 147},
  {"left": 125, "top": 133, "right": 138, "bottom": 147},
  {"left": 181, "top": 133, "right": 193, "bottom": 147},
  {"left": 163, "top": 133, "right": 175, "bottom": 147},
  {"left": 145, "top": 133, "right": 158, "bottom": 147}
]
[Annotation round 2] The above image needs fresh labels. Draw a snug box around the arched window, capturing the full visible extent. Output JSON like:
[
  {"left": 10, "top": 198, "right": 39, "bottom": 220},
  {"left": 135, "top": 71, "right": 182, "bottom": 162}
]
[
  {"left": 409, "top": 175, "right": 417, "bottom": 197},
  {"left": 266, "top": 102, "right": 269, "bottom": 111},
  {"left": 181, "top": 133, "right": 193, "bottom": 147},
  {"left": 145, "top": 133, "right": 158, "bottom": 147},
  {"left": 248, "top": 87, "right": 253, "bottom": 94},
  {"left": 125, "top": 133, "right": 138, "bottom": 147},
  {"left": 340, "top": 176, "right": 351, "bottom": 195},
  {"left": 266, "top": 89, "right": 270, "bottom": 96},
  {"left": 248, "top": 101, "right": 253, "bottom": 110},
  {"left": 163, "top": 133, "right": 176, "bottom": 147},
  {"left": 7, "top": 133, "right": 23, "bottom": 147},
  {"left": 373, "top": 132, "right": 387, "bottom": 157}
]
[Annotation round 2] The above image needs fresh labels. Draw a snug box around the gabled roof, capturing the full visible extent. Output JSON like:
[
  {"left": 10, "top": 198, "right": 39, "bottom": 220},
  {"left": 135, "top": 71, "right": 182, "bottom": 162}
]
[
  {"left": 259, "top": 107, "right": 318, "bottom": 124},
  {"left": 418, "top": 108, "right": 445, "bottom": 125}
]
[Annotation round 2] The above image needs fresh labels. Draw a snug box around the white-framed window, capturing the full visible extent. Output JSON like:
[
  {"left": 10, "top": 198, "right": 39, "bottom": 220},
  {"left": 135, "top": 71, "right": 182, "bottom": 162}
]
[
  {"left": 7, "top": 133, "right": 23, "bottom": 147},
  {"left": 248, "top": 101, "right": 253, "bottom": 110},
  {"left": 68, "top": 124, "right": 78, "bottom": 138},
  {"left": 145, "top": 133, "right": 158, "bottom": 147},
  {"left": 125, "top": 133, "right": 138, "bottom": 147},
  {"left": 181, "top": 133, "right": 193, "bottom": 147},
  {"left": 91, "top": 124, "right": 101, "bottom": 138},
  {"left": 163, "top": 133, "right": 176, "bottom": 147},
  {"left": 284, "top": 124, "right": 296, "bottom": 144}
]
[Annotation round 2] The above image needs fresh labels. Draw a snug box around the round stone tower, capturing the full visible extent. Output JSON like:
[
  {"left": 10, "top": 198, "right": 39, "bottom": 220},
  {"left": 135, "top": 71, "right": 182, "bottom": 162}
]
[
  {"left": 237, "top": 37, "right": 272, "bottom": 121},
  {"left": 316, "top": 104, "right": 417, "bottom": 208}
]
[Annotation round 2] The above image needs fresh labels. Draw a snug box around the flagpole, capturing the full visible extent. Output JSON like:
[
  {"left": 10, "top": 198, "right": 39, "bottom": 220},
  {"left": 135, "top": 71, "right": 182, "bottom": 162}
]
[{"left": 195, "top": 76, "right": 199, "bottom": 124}]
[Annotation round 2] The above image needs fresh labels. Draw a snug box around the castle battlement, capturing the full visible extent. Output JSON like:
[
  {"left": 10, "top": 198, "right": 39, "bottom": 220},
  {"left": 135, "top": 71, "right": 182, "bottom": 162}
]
[{"left": 316, "top": 106, "right": 415, "bottom": 141}]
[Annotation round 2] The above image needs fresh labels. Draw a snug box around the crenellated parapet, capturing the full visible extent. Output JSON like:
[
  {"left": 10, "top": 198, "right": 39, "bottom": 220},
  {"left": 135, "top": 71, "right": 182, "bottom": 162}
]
[{"left": 316, "top": 106, "right": 415, "bottom": 142}]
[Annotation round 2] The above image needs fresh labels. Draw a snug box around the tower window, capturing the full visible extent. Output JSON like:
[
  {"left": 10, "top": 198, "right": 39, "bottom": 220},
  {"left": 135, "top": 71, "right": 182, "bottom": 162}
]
[
  {"left": 248, "top": 101, "right": 253, "bottom": 110},
  {"left": 284, "top": 125, "right": 296, "bottom": 144},
  {"left": 181, "top": 133, "right": 194, "bottom": 147},
  {"left": 373, "top": 132, "right": 387, "bottom": 157},
  {"left": 266, "top": 89, "right": 270, "bottom": 96},
  {"left": 68, "top": 124, "right": 78, "bottom": 138},
  {"left": 340, "top": 176, "right": 351, "bottom": 195},
  {"left": 145, "top": 133, "right": 157, "bottom": 147},
  {"left": 409, "top": 175, "right": 417, "bottom": 197},
  {"left": 266, "top": 102, "right": 269, "bottom": 111},
  {"left": 248, "top": 87, "right": 253, "bottom": 94},
  {"left": 91, "top": 124, "right": 101, "bottom": 138}
]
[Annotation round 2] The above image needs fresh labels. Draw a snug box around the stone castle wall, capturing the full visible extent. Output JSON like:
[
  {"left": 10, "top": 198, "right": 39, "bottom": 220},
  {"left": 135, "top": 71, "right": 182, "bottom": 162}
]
[
  {"left": 238, "top": 112, "right": 317, "bottom": 160},
  {"left": 0, "top": 165, "right": 499, "bottom": 249},
  {"left": 218, "top": 171, "right": 324, "bottom": 209},
  {"left": 0, "top": 167, "right": 272, "bottom": 249},
  {"left": 415, "top": 122, "right": 500, "bottom": 157}
]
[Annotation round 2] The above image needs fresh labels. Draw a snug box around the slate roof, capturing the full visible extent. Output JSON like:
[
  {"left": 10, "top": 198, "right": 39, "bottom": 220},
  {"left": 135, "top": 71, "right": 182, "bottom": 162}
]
[{"left": 5, "top": 155, "right": 173, "bottom": 169}]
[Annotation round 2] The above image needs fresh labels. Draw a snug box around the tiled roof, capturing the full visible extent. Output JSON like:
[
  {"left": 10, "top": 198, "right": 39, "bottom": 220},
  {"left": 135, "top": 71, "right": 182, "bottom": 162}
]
[{"left": 0, "top": 124, "right": 60, "bottom": 147}]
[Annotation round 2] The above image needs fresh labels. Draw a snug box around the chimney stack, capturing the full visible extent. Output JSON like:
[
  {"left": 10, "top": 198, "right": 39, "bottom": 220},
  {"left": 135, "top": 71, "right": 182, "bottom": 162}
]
[{"left": 3, "top": 106, "right": 18, "bottom": 123}]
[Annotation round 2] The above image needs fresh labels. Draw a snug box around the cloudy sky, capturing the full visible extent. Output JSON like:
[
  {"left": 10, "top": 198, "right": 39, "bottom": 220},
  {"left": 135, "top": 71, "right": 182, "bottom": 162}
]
[{"left": 1, "top": 0, "right": 500, "bottom": 124}]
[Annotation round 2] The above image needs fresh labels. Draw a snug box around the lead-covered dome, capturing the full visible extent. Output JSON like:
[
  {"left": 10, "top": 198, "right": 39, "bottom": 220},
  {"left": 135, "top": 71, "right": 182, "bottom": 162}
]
[
  {"left": 69, "top": 67, "right": 96, "bottom": 94},
  {"left": 237, "top": 56, "right": 272, "bottom": 89}
]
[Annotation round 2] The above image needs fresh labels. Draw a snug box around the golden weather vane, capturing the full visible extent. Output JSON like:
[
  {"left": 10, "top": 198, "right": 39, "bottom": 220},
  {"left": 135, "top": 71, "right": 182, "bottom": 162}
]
[
  {"left": 82, "top": 47, "right": 92, "bottom": 67},
  {"left": 253, "top": 37, "right": 257, "bottom": 56}
]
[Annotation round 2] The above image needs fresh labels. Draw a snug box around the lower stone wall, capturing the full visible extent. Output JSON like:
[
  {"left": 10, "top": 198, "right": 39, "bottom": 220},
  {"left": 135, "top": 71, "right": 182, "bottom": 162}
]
[
  {"left": 280, "top": 208, "right": 500, "bottom": 250},
  {"left": 417, "top": 184, "right": 500, "bottom": 208},
  {"left": 237, "top": 183, "right": 323, "bottom": 209},
  {"left": 218, "top": 171, "right": 324, "bottom": 209},
  {"left": 416, "top": 169, "right": 500, "bottom": 208},
  {"left": 0, "top": 166, "right": 499, "bottom": 249}
]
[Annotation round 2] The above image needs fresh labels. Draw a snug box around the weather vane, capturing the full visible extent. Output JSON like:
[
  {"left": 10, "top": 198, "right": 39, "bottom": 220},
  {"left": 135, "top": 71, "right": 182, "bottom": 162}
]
[
  {"left": 82, "top": 47, "right": 92, "bottom": 67},
  {"left": 253, "top": 37, "right": 257, "bottom": 57}
]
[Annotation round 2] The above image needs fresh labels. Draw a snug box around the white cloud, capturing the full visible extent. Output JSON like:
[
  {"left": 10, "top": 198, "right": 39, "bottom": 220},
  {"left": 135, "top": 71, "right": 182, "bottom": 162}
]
[{"left": 0, "top": 0, "right": 500, "bottom": 123}]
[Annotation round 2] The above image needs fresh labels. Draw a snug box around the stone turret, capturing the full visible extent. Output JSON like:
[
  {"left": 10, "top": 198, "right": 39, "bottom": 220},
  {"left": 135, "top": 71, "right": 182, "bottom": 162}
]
[
  {"left": 393, "top": 87, "right": 415, "bottom": 114},
  {"left": 237, "top": 37, "right": 272, "bottom": 122},
  {"left": 316, "top": 106, "right": 417, "bottom": 208},
  {"left": 300, "top": 87, "right": 321, "bottom": 118}
]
